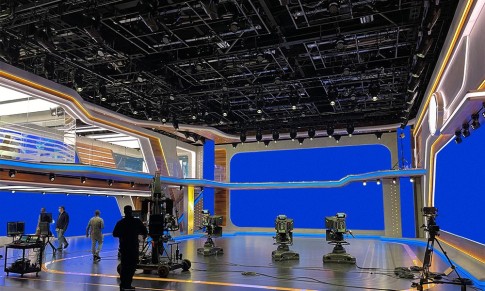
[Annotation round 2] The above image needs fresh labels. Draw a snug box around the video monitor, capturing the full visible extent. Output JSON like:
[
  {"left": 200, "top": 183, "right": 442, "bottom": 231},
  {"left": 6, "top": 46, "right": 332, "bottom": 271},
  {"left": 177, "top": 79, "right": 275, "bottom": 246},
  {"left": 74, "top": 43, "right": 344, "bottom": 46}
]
[
  {"left": 39, "top": 222, "right": 51, "bottom": 236},
  {"left": 7, "top": 221, "right": 25, "bottom": 237},
  {"left": 40, "top": 212, "right": 53, "bottom": 223},
  {"left": 132, "top": 210, "right": 142, "bottom": 220}
]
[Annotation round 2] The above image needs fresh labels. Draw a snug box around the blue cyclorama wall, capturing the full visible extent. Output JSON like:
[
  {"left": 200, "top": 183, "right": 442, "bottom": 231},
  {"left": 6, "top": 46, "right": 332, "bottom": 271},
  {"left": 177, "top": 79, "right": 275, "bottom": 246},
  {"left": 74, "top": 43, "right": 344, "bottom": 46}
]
[
  {"left": 0, "top": 192, "right": 121, "bottom": 237},
  {"left": 230, "top": 145, "right": 391, "bottom": 229},
  {"left": 435, "top": 128, "right": 485, "bottom": 244}
]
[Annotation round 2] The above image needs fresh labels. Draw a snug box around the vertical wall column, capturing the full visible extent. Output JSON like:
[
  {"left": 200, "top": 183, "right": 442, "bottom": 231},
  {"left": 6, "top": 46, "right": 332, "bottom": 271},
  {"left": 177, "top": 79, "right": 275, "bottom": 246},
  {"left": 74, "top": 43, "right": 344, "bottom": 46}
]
[
  {"left": 185, "top": 185, "right": 195, "bottom": 235},
  {"left": 203, "top": 140, "right": 215, "bottom": 214}
]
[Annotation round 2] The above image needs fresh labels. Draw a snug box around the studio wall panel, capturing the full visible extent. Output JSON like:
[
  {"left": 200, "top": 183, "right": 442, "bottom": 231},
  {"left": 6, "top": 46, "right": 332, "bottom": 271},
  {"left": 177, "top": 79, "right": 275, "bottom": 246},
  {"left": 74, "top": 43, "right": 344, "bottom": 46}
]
[
  {"left": 230, "top": 145, "right": 391, "bottom": 229},
  {"left": 0, "top": 192, "right": 120, "bottom": 237}
]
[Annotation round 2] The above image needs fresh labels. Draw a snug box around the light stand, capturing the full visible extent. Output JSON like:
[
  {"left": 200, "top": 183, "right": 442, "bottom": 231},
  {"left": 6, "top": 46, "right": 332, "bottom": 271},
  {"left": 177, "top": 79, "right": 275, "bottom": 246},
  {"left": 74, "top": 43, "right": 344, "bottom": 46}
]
[{"left": 412, "top": 207, "right": 473, "bottom": 291}]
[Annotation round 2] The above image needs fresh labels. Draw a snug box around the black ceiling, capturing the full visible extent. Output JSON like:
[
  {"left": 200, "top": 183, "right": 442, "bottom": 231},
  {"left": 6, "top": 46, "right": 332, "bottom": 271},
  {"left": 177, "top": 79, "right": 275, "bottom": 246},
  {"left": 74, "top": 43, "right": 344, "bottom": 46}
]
[{"left": 0, "top": 0, "right": 458, "bottom": 137}]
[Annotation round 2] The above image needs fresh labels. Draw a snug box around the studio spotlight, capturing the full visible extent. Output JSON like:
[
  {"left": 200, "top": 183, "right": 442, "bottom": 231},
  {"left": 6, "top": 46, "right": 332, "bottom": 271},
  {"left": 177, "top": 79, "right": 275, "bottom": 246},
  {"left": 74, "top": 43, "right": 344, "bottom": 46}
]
[
  {"left": 81, "top": 176, "right": 87, "bottom": 184},
  {"left": 232, "top": 142, "right": 238, "bottom": 149},
  {"left": 328, "top": 2, "right": 339, "bottom": 15},
  {"left": 298, "top": 137, "right": 304, "bottom": 145},
  {"left": 363, "top": 181, "right": 367, "bottom": 186},
  {"left": 462, "top": 123, "right": 470, "bottom": 138},
  {"left": 256, "top": 129, "right": 263, "bottom": 143},
  {"left": 410, "top": 177, "right": 415, "bottom": 183},
  {"left": 327, "top": 127, "right": 334, "bottom": 138},
  {"left": 376, "top": 179, "right": 381, "bottom": 185},
  {"left": 130, "top": 181, "right": 135, "bottom": 188},
  {"left": 49, "top": 173, "right": 55, "bottom": 182},
  {"left": 272, "top": 130, "right": 280, "bottom": 143},
  {"left": 346, "top": 125, "right": 354, "bottom": 137},
  {"left": 416, "top": 38, "right": 434, "bottom": 58},
  {"left": 8, "top": 169, "right": 16, "bottom": 178},
  {"left": 375, "top": 132, "right": 383, "bottom": 140},
  {"left": 334, "top": 135, "right": 341, "bottom": 143},
  {"left": 392, "top": 178, "right": 397, "bottom": 184},
  {"left": 290, "top": 128, "right": 297, "bottom": 141},
  {"left": 471, "top": 113, "right": 480, "bottom": 130},
  {"left": 454, "top": 130, "right": 462, "bottom": 144},
  {"left": 108, "top": 179, "right": 113, "bottom": 186},
  {"left": 264, "top": 140, "right": 270, "bottom": 147},
  {"left": 240, "top": 132, "right": 247, "bottom": 143},
  {"left": 308, "top": 128, "right": 316, "bottom": 140},
  {"left": 172, "top": 119, "right": 179, "bottom": 130}
]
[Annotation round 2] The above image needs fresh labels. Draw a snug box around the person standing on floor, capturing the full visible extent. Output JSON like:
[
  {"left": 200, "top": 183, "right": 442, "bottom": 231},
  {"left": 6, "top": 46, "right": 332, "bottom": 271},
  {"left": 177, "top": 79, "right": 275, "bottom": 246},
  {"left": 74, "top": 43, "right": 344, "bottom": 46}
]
[
  {"left": 35, "top": 207, "right": 46, "bottom": 235},
  {"left": 113, "top": 205, "right": 147, "bottom": 291},
  {"left": 56, "top": 206, "right": 69, "bottom": 250},
  {"left": 86, "top": 209, "right": 104, "bottom": 262}
]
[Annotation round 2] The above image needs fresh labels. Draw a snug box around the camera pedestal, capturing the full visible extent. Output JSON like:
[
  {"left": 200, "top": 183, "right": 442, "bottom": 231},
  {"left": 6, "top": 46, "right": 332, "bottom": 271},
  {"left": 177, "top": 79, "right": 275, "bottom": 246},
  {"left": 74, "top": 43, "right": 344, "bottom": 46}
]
[
  {"left": 323, "top": 242, "right": 356, "bottom": 264},
  {"left": 272, "top": 244, "right": 299, "bottom": 261},
  {"left": 197, "top": 237, "right": 223, "bottom": 256}
]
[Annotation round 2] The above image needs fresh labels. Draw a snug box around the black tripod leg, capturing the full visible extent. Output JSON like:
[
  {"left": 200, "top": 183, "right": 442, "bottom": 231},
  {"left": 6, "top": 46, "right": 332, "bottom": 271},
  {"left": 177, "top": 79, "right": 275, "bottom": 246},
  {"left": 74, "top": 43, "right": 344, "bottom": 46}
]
[{"left": 434, "top": 238, "right": 461, "bottom": 279}]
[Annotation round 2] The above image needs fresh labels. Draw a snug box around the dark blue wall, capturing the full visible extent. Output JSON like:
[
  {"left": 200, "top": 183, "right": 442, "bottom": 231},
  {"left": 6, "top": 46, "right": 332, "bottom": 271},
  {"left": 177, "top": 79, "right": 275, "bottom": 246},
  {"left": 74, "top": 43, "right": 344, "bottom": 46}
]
[
  {"left": 435, "top": 127, "right": 485, "bottom": 244},
  {"left": 230, "top": 145, "right": 391, "bottom": 229},
  {"left": 0, "top": 192, "right": 120, "bottom": 237}
]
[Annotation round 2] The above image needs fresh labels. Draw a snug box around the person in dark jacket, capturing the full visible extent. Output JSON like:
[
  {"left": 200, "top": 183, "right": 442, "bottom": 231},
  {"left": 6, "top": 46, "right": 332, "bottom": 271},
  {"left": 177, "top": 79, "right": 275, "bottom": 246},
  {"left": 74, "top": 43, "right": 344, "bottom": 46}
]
[
  {"left": 113, "top": 205, "right": 147, "bottom": 291},
  {"left": 56, "top": 206, "right": 69, "bottom": 250}
]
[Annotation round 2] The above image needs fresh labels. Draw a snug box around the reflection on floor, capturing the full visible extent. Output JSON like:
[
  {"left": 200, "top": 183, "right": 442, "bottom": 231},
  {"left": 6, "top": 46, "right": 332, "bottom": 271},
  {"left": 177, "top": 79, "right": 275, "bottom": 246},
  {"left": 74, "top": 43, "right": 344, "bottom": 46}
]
[{"left": 1, "top": 234, "right": 484, "bottom": 291}]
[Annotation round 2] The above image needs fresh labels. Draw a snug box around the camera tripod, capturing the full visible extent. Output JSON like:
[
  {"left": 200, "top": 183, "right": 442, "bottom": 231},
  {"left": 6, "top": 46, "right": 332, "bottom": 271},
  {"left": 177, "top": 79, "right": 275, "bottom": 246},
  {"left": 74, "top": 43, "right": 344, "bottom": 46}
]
[
  {"left": 42, "top": 235, "right": 57, "bottom": 256},
  {"left": 413, "top": 220, "right": 472, "bottom": 291}
]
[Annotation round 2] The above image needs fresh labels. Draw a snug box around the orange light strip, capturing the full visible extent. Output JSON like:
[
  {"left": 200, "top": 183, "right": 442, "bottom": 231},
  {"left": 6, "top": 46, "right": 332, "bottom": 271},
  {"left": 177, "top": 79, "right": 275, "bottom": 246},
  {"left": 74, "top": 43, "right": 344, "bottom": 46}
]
[
  {"left": 413, "top": 0, "right": 475, "bottom": 137},
  {"left": 438, "top": 238, "right": 485, "bottom": 264},
  {"left": 427, "top": 135, "right": 446, "bottom": 206},
  {"left": 43, "top": 255, "right": 318, "bottom": 291},
  {"left": 479, "top": 79, "right": 485, "bottom": 90},
  {"left": 0, "top": 71, "right": 170, "bottom": 175}
]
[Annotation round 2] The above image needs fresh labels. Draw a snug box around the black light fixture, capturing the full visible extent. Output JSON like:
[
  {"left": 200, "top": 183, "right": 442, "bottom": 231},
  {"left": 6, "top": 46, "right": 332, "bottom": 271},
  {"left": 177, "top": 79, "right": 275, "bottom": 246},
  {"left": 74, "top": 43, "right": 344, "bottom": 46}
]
[
  {"left": 272, "top": 130, "right": 279, "bottom": 143},
  {"left": 73, "top": 71, "right": 84, "bottom": 92},
  {"left": 298, "top": 137, "right": 304, "bottom": 145},
  {"left": 334, "top": 135, "right": 341, "bottom": 143},
  {"left": 8, "top": 169, "right": 16, "bottom": 178},
  {"left": 130, "top": 181, "right": 135, "bottom": 188},
  {"left": 416, "top": 38, "right": 434, "bottom": 58},
  {"left": 232, "top": 142, "right": 238, "bottom": 149},
  {"left": 326, "top": 127, "right": 334, "bottom": 138},
  {"left": 172, "top": 118, "right": 179, "bottom": 130},
  {"left": 108, "top": 179, "right": 113, "bottom": 186},
  {"left": 471, "top": 113, "right": 480, "bottom": 130},
  {"left": 462, "top": 123, "right": 470, "bottom": 138},
  {"left": 392, "top": 178, "right": 397, "bottom": 184},
  {"left": 81, "top": 176, "right": 87, "bottom": 184},
  {"left": 256, "top": 96, "right": 264, "bottom": 114},
  {"left": 376, "top": 179, "right": 381, "bottom": 185},
  {"left": 375, "top": 132, "right": 383, "bottom": 140},
  {"left": 454, "top": 130, "right": 462, "bottom": 144},
  {"left": 346, "top": 125, "right": 354, "bottom": 137},
  {"left": 308, "top": 128, "right": 316, "bottom": 140},
  {"left": 369, "top": 82, "right": 380, "bottom": 100},
  {"left": 410, "top": 177, "right": 415, "bottom": 183},
  {"left": 328, "top": 2, "right": 340, "bottom": 15},
  {"left": 264, "top": 140, "right": 270, "bottom": 147},
  {"left": 239, "top": 131, "right": 246, "bottom": 143},
  {"left": 221, "top": 96, "right": 230, "bottom": 117},
  {"left": 49, "top": 173, "right": 55, "bottom": 182},
  {"left": 256, "top": 129, "right": 263, "bottom": 143},
  {"left": 229, "top": 21, "right": 238, "bottom": 33},
  {"left": 289, "top": 128, "right": 297, "bottom": 141}
]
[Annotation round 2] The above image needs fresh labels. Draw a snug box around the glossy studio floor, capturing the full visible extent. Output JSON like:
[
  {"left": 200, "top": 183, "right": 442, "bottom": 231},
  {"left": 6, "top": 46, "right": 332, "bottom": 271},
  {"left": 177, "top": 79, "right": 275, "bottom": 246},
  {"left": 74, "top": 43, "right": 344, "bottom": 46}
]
[{"left": 0, "top": 234, "right": 484, "bottom": 291}]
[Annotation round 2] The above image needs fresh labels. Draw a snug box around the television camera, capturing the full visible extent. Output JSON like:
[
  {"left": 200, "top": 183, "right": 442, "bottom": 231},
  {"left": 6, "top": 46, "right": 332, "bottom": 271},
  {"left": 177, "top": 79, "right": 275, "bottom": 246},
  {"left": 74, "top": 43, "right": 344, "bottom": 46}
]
[
  {"left": 120, "top": 172, "right": 191, "bottom": 278},
  {"left": 412, "top": 207, "right": 472, "bottom": 290},
  {"left": 197, "top": 210, "right": 223, "bottom": 256},
  {"left": 272, "top": 215, "right": 299, "bottom": 261},
  {"left": 322, "top": 213, "right": 356, "bottom": 264}
]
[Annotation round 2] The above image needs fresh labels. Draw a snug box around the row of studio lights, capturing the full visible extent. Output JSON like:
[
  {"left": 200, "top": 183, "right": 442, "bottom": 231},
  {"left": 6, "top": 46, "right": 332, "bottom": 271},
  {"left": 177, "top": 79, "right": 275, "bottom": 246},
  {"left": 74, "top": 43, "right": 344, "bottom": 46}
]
[
  {"left": 7, "top": 170, "right": 136, "bottom": 188},
  {"left": 454, "top": 108, "right": 484, "bottom": 144},
  {"left": 234, "top": 128, "right": 384, "bottom": 148},
  {"left": 362, "top": 177, "right": 415, "bottom": 186}
]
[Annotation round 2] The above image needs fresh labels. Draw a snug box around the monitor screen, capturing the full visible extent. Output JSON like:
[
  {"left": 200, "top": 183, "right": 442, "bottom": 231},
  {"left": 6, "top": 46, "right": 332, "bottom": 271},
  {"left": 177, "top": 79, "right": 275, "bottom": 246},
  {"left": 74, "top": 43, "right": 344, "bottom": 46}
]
[{"left": 7, "top": 221, "right": 25, "bottom": 237}]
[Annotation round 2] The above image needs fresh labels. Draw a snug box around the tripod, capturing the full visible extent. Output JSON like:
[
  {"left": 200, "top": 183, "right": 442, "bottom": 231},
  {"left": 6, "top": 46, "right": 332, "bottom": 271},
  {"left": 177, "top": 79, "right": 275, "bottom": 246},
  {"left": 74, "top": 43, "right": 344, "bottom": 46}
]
[
  {"left": 413, "top": 217, "right": 472, "bottom": 291},
  {"left": 42, "top": 235, "right": 57, "bottom": 256}
]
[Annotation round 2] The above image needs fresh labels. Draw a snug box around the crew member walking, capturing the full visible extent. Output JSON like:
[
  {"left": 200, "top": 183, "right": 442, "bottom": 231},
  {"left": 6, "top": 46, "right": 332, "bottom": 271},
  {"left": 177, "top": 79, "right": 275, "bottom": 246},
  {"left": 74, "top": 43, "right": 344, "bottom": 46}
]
[
  {"left": 86, "top": 209, "right": 104, "bottom": 262},
  {"left": 56, "top": 206, "right": 69, "bottom": 250}
]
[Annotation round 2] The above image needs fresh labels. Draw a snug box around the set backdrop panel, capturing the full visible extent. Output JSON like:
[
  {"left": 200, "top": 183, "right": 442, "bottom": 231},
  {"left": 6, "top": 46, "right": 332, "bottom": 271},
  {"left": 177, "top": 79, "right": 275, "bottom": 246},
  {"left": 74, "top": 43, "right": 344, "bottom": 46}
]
[
  {"left": 0, "top": 192, "right": 120, "bottom": 237},
  {"left": 435, "top": 128, "right": 485, "bottom": 244},
  {"left": 230, "top": 145, "right": 391, "bottom": 229}
]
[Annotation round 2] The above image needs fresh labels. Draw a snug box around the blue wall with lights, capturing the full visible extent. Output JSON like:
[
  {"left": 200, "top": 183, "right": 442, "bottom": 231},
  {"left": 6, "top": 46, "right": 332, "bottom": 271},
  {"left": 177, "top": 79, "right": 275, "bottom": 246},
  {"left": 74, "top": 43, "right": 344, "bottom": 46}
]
[
  {"left": 230, "top": 145, "right": 392, "bottom": 230},
  {"left": 435, "top": 127, "right": 485, "bottom": 244},
  {"left": 0, "top": 192, "right": 120, "bottom": 237}
]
